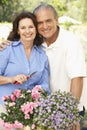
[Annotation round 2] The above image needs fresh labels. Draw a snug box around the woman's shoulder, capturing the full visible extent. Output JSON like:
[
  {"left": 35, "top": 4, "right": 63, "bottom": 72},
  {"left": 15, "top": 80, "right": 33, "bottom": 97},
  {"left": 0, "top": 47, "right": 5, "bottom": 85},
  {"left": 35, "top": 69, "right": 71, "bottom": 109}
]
[
  {"left": 0, "top": 44, "right": 11, "bottom": 54},
  {"left": 0, "top": 41, "right": 19, "bottom": 55},
  {"left": 34, "top": 45, "right": 46, "bottom": 54}
]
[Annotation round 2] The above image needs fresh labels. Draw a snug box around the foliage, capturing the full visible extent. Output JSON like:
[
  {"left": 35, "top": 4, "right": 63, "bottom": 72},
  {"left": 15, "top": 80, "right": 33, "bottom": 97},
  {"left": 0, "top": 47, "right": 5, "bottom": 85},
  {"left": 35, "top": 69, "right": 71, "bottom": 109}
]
[
  {"left": 60, "top": 22, "right": 73, "bottom": 30},
  {"left": 81, "top": 0, "right": 87, "bottom": 23},
  {"left": 49, "top": 0, "right": 67, "bottom": 17},
  {"left": 80, "top": 111, "right": 87, "bottom": 129},
  {"left": 0, "top": 0, "right": 87, "bottom": 23},
  {"left": 65, "top": 0, "right": 87, "bottom": 23},
  {"left": 0, "top": 0, "right": 50, "bottom": 22},
  {"left": 0, "top": 0, "right": 24, "bottom": 22},
  {"left": 33, "top": 90, "right": 81, "bottom": 130},
  {"left": 84, "top": 111, "right": 87, "bottom": 119},
  {"left": 0, "top": 85, "right": 81, "bottom": 130},
  {"left": 0, "top": 86, "right": 47, "bottom": 130}
]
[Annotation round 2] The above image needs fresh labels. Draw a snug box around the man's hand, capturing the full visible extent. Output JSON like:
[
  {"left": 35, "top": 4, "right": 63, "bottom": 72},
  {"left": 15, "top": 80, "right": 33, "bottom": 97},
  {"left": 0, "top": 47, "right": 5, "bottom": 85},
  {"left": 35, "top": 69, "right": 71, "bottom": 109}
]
[
  {"left": 0, "top": 40, "right": 11, "bottom": 51},
  {"left": 71, "top": 122, "right": 80, "bottom": 130}
]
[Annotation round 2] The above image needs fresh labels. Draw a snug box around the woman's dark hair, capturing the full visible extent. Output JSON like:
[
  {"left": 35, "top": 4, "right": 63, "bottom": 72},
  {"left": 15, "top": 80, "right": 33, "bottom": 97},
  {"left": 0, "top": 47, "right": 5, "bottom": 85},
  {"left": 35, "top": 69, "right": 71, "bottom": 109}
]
[{"left": 7, "top": 11, "right": 43, "bottom": 46}]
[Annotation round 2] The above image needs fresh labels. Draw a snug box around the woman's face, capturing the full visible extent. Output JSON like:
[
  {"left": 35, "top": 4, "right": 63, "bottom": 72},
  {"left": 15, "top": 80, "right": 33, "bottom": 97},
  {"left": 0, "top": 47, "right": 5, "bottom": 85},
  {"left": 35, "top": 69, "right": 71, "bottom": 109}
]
[{"left": 18, "top": 18, "right": 36, "bottom": 44}]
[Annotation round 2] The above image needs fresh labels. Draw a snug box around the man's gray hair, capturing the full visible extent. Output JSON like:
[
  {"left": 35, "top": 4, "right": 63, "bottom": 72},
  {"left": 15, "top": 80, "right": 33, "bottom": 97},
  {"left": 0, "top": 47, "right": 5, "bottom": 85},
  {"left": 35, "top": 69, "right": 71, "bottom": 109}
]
[{"left": 33, "top": 4, "right": 58, "bottom": 18}]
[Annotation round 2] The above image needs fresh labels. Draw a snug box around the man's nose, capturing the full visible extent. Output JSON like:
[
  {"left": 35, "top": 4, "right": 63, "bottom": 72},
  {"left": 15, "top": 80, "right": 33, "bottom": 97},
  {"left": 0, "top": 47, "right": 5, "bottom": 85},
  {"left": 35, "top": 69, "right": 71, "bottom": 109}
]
[{"left": 43, "top": 22, "right": 48, "bottom": 28}]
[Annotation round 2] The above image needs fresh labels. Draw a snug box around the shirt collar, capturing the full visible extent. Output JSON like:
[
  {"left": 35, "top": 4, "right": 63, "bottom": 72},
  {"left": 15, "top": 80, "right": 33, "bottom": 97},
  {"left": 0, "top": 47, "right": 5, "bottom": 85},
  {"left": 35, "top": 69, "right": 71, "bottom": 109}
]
[
  {"left": 34, "top": 45, "right": 43, "bottom": 53},
  {"left": 12, "top": 40, "right": 42, "bottom": 53},
  {"left": 12, "top": 40, "right": 21, "bottom": 46}
]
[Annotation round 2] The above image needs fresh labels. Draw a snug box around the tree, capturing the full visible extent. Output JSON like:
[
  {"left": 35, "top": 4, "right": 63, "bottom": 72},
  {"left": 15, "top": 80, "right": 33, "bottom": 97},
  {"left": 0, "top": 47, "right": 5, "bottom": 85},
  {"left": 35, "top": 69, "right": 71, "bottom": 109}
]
[
  {"left": 63, "top": 0, "right": 87, "bottom": 23},
  {"left": 0, "top": 0, "right": 51, "bottom": 22},
  {"left": 49, "top": 0, "right": 67, "bottom": 17},
  {"left": 0, "top": 0, "right": 28, "bottom": 22},
  {"left": 81, "top": 0, "right": 87, "bottom": 23},
  {"left": 0, "top": 0, "right": 86, "bottom": 23}
]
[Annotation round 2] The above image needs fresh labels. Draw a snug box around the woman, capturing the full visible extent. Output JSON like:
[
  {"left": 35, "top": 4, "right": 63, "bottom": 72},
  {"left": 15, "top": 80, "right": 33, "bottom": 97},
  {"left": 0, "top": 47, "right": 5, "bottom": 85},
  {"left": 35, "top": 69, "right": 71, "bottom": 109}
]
[{"left": 0, "top": 11, "right": 50, "bottom": 106}]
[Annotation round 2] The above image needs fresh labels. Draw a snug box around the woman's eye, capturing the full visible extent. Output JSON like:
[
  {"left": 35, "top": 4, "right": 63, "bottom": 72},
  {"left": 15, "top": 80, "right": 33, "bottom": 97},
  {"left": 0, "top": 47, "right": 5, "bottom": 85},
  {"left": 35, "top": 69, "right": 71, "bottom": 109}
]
[{"left": 29, "top": 26, "right": 35, "bottom": 29}]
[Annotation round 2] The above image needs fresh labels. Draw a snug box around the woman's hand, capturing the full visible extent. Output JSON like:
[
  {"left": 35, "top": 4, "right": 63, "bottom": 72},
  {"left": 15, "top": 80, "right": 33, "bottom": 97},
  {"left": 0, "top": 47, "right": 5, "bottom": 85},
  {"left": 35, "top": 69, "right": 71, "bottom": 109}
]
[
  {"left": 11, "top": 74, "right": 28, "bottom": 84},
  {"left": 0, "top": 40, "right": 11, "bottom": 51}
]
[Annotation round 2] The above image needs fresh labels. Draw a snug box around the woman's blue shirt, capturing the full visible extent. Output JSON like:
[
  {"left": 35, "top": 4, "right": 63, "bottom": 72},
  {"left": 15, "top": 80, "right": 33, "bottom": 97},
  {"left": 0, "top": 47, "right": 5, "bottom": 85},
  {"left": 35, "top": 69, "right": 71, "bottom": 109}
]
[{"left": 0, "top": 41, "right": 50, "bottom": 104}]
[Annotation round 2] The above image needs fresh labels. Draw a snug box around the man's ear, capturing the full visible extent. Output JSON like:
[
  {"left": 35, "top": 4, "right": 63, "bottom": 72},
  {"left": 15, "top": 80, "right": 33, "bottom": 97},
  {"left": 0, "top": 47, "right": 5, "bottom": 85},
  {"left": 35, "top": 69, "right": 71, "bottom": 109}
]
[{"left": 55, "top": 16, "right": 58, "bottom": 24}]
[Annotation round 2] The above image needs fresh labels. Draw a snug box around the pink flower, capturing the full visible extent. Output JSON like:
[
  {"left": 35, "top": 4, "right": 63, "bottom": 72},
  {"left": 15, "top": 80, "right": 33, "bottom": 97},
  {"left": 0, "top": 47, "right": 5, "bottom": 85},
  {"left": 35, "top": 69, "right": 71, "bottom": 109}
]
[
  {"left": 31, "top": 124, "right": 36, "bottom": 129},
  {"left": 13, "top": 89, "right": 21, "bottom": 98},
  {"left": 2, "top": 95, "right": 9, "bottom": 101},
  {"left": 0, "top": 120, "right": 4, "bottom": 126},
  {"left": 31, "top": 91, "right": 40, "bottom": 100},
  {"left": 14, "top": 121, "right": 23, "bottom": 129},
  {"left": 31, "top": 85, "right": 43, "bottom": 100},
  {"left": 0, "top": 120, "right": 23, "bottom": 129},
  {"left": 0, "top": 86, "right": 45, "bottom": 130},
  {"left": 32, "top": 85, "right": 43, "bottom": 92},
  {"left": 21, "top": 102, "right": 38, "bottom": 115},
  {"left": 10, "top": 94, "right": 16, "bottom": 101},
  {"left": 25, "top": 114, "right": 30, "bottom": 119},
  {"left": 0, "top": 120, "right": 13, "bottom": 130}
]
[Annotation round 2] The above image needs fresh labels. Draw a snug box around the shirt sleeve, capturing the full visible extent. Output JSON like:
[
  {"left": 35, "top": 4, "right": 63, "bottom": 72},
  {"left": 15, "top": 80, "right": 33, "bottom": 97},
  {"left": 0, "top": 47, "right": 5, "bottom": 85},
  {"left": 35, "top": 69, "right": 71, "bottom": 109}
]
[
  {"left": 0, "top": 46, "right": 10, "bottom": 75},
  {"left": 66, "top": 35, "right": 86, "bottom": 79},
  {"left": 38, "top": 57, "right": 50, "bottom": 94}
]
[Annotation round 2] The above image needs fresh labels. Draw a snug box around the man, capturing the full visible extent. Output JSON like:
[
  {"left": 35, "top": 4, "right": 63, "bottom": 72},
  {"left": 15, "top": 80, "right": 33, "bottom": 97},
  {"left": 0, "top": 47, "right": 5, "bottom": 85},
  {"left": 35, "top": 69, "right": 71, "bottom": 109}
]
[
  {"left": 33, "top": 4, "right": 86, "bottom": 130},
  {"left": 0, "top": 4, "right": 86, "bottom": 130},
  {"left": 33, "top": 4, "right": 86, "bottom": 97}
]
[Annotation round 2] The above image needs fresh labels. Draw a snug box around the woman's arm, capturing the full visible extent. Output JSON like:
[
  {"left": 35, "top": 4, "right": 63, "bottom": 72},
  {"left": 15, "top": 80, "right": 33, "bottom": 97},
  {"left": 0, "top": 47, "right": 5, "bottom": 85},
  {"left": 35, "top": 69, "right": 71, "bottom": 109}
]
[
  {"left": 0, "top": 76, "right": 13, "bottom": 84},
  {"left": 0, "top": 74, "right": 27, "bottom": 85},
  {"left": 0, "top": 45, "right": 27, "bottom": 85}
]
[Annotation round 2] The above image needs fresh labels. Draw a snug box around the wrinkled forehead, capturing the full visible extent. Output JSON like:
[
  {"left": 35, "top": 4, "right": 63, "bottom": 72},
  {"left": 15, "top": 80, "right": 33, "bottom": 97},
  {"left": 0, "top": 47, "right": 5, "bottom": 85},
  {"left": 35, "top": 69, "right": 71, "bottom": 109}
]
[{"left": 35, "top": 8, "right": 56, "bottom": 22}]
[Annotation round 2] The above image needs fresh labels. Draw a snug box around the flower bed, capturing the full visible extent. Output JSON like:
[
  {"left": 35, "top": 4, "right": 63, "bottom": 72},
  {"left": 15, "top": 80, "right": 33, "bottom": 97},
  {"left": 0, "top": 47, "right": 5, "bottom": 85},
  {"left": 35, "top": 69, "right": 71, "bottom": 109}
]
[{"left": 0, "top": 87, "right": 81, "bottom": 130}]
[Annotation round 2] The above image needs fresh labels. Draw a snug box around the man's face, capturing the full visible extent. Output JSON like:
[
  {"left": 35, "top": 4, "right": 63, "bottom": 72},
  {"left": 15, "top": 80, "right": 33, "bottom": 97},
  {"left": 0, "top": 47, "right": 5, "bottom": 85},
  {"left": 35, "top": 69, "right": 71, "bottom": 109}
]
[{"left": 35, "top": 8, "right": 58, "bottom": 40}]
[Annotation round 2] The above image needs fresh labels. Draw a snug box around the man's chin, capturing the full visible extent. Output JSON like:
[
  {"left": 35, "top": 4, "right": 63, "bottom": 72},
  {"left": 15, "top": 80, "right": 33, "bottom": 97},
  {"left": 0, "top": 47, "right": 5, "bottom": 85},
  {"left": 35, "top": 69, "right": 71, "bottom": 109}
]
[{"left": 43, "top": 35, "right": 51, "bottom": 39}]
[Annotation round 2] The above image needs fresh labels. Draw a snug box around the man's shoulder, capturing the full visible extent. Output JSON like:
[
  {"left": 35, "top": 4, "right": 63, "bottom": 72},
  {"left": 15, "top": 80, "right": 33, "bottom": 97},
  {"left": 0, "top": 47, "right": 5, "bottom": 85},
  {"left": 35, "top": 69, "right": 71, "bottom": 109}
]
[
  {"left": 60, "top": 27, "right": 76, "bottom": 38},
  {"left": 60, "top": 27, "right": 81, "bottom": 45}
]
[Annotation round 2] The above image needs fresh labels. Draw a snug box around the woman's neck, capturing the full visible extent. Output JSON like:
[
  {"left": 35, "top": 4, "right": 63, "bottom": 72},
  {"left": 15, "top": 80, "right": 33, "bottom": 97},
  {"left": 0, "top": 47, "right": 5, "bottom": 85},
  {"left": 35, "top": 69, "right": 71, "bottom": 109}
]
[{"left": 21, "top": 40, "right": 33, "bottom": 59}]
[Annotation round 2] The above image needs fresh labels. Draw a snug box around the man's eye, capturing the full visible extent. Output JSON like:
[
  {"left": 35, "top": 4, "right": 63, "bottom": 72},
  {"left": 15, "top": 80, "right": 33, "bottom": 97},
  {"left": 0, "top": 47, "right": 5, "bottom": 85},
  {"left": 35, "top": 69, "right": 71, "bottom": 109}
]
[
  {"left": 38, "top": 22, "right": 42, "bottom": 25},
  {"left": 47, "top": 19, "right": 52, "bottom": 23}
]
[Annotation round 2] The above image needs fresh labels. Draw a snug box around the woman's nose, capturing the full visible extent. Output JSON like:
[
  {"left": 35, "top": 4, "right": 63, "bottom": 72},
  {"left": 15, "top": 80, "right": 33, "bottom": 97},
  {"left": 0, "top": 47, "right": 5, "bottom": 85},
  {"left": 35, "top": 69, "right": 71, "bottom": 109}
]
[{"left": 25, "top": 27, "right": 30, "bottom": 33}]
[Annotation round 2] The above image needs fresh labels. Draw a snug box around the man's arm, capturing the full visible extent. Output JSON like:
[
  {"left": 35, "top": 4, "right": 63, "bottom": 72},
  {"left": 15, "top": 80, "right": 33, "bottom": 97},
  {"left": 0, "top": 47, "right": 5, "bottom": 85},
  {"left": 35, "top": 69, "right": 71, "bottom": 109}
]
[
  {"left": 70, "top": 77, "right": 83, "bottom": 130},
  {"left": 70, "top": 77, "right": 83, "bottom": 100}
]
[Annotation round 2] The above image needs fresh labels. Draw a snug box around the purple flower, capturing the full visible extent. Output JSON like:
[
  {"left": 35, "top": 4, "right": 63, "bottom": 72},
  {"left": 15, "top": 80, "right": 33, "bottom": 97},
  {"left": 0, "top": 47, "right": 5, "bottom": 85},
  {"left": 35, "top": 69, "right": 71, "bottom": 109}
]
[{"left": 33, "top": 90, "right": 81, "bottom": 130}]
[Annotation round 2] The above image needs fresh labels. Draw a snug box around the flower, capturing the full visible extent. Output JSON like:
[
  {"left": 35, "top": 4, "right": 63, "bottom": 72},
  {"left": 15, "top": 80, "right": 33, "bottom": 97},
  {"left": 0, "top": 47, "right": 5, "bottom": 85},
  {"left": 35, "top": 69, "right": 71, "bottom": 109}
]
[
  {"left": 0, "top": 86, "right": 81, "bottom": 130},
  {"left": 33, "top": 90, "right": 82, "bottom": 130},
  {"left": 0, "top": 85, "right": 47, "bottom": 130}
]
